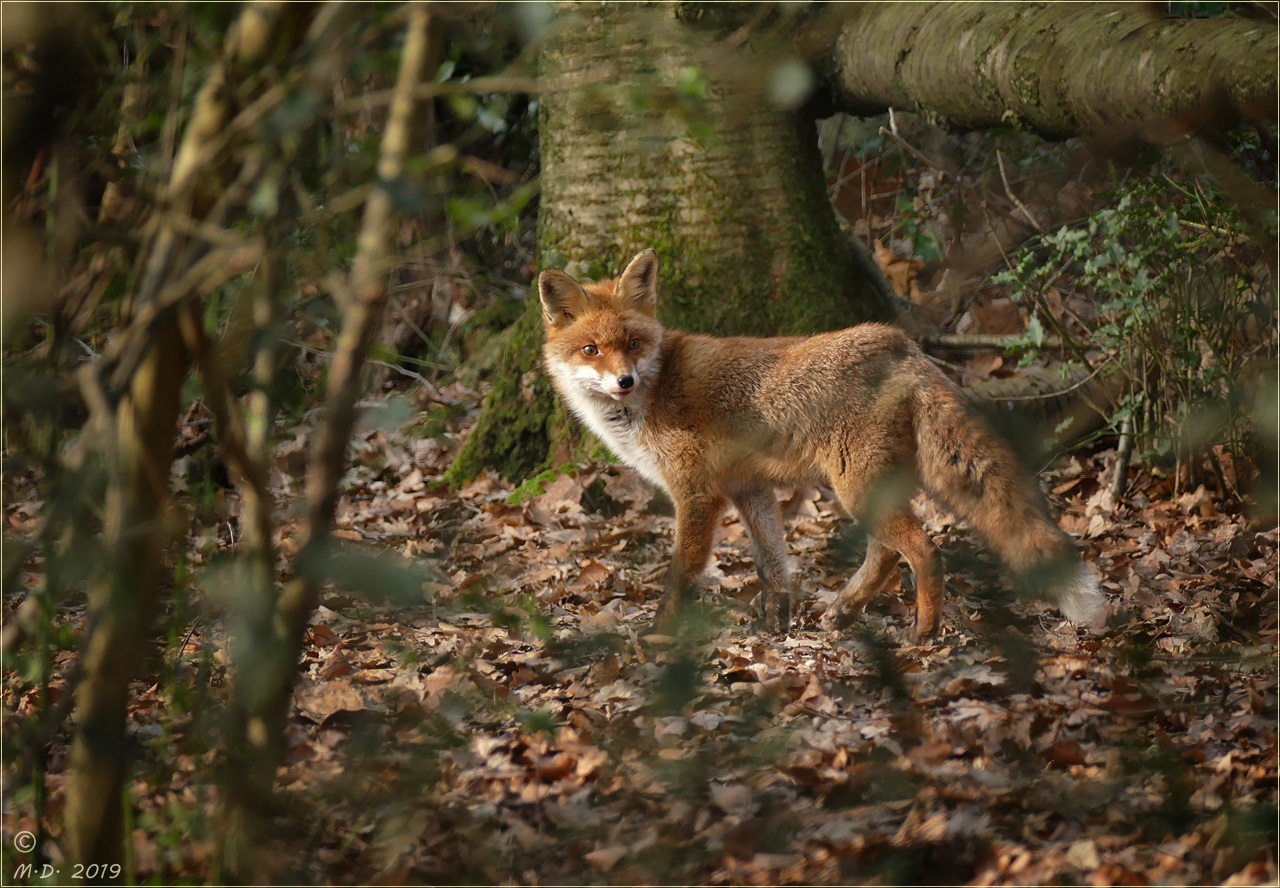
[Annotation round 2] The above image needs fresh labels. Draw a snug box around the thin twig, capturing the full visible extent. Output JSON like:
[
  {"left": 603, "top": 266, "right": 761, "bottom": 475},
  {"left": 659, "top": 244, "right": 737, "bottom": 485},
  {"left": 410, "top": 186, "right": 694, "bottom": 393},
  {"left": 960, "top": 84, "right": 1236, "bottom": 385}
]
[
  {"left": 877, "top": 125, "right": 958, "bottom": 179},
  {"left": 158, "top": 12, "right": 189, "bottom": 185},
  {"left": 723, "top": 2, "right": 776, "bottom": 47},
  {"left": 105, "top": 241, "right": 263, "bottom": 393},
  {"left": 972, "top": 353, "right": 1118, "bottom": 403},
  {"left": 1111, "top": 413, "right": 1135, "bottom": 498},
  {"left": 367, "top": 359, "right": 443, "bottom": 400},
  {"left": 340, "top": 75, "right": 541, "bottom": 116},
  {"left": 923, "top": 332, "right": 1064, "bottom": 351},
  {"left": 996, "top": 149, "right": 1045, "bottom": 233}
]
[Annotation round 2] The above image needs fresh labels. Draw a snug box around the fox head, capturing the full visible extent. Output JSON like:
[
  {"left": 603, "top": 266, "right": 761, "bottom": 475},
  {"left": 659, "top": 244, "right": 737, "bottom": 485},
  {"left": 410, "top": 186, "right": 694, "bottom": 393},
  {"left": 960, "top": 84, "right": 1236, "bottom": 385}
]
[{"left": 538, "top": 250, "right": 665, "bottom": 402}]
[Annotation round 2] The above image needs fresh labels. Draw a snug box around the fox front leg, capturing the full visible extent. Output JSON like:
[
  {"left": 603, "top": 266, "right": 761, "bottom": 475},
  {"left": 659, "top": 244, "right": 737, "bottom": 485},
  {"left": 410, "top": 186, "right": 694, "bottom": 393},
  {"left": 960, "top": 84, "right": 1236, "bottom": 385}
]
[
  {"left": 652, "top": 492, "right": 725, "bottom": 634},
  {"left": 730, "top": 487, "right": 792, "bottom": 633}
]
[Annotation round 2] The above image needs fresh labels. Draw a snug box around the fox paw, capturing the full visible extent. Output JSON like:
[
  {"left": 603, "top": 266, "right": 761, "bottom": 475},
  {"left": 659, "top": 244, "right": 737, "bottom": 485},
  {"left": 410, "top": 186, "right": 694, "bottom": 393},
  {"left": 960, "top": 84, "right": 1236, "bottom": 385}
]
[
  {"left": 819, "top": 602, "right": 858, "bottom": 633},
  {"left": 750, "top": 610, "right": 791, "bottom": 635},
  {"left": 651, "top": 591, "right": 681, "bottom": 630},
  {"left": 909, "top": 618, "right": 939, "bottom": 644}
]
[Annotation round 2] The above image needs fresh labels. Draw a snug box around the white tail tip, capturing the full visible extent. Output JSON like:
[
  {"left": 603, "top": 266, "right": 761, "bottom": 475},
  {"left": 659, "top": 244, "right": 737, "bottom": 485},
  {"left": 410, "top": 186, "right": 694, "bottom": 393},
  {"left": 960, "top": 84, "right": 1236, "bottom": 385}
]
[{"left": 1057, "top": 564, "right": 1106, "bottom": 630}]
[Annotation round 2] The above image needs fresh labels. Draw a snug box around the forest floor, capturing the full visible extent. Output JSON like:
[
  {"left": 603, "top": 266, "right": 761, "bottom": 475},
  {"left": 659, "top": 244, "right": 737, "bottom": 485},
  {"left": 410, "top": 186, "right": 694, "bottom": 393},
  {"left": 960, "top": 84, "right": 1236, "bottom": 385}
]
[
  {"left": 20, "top": 386, "right": 1280, "bottom": 885},
  {"left": 4, "top": 385, "right": 1278, "bottom": 886}
]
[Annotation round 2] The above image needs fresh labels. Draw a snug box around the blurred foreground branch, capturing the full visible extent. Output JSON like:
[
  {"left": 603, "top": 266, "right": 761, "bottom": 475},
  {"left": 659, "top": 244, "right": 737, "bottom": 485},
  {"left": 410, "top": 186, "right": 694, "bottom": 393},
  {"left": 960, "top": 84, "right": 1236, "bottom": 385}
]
[
  {"left": 217, "top": 4, "right": 438, "bottom": 879},
  {"left": 64, "top": 1, "right": 302, "bottom": 867}
]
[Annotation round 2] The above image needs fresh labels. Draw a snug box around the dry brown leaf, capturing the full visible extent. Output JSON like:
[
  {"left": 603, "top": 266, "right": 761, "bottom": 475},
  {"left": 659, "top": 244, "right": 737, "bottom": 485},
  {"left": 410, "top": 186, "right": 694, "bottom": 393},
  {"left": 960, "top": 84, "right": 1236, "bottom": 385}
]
[
  {"left": 585, "top": 845, "right": 628, "bottom": 872},
  {"left": 572, "top": 558, "right": 613, "bottom": 590}
]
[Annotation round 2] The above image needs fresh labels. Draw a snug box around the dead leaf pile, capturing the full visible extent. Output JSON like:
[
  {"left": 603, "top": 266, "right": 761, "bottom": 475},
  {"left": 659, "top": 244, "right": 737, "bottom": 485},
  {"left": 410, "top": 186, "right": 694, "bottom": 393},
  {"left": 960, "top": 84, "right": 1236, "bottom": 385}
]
[{"left": 2, "top": 395, "right": 1275, "bottom": 885}]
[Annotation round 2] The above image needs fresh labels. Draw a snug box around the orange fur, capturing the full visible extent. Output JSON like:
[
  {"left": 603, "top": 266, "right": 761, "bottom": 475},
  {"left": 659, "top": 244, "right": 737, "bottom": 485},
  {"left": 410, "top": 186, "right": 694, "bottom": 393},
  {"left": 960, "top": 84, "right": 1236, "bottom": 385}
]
[{"left": 539, "top": 250, "right": 1105, "bottom": 639}]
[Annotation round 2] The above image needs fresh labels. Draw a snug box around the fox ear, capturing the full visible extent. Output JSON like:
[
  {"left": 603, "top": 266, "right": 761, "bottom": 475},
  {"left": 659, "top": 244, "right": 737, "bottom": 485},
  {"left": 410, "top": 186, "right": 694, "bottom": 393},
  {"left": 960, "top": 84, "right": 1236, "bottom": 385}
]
[
  {"left": 538, "top": 269, "right": 590, "bottom": 328},
  {"left": 616, "top": 249, "right": 659, "bottom": 316}
]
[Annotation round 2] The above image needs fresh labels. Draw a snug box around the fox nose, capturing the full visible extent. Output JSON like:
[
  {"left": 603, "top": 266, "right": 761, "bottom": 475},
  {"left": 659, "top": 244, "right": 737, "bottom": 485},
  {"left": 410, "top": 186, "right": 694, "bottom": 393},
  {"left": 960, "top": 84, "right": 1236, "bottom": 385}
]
[{"left": 617, "top": 375, "right": 635, "bottom": 390}]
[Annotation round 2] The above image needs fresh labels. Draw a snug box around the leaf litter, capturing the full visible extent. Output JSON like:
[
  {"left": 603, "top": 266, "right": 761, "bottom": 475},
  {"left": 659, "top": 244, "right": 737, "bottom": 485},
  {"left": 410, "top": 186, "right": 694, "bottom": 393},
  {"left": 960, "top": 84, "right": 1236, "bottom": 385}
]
[{"left": 2, "top": 393, "right": 1276, "bottom": 885}]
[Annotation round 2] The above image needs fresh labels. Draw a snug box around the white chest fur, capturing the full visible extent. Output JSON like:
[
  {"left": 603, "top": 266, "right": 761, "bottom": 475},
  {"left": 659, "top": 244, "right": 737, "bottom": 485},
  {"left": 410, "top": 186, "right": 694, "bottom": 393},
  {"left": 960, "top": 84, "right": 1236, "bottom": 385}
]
[{"left": 548, "top": 360, "right": 668, "bottom": 491}]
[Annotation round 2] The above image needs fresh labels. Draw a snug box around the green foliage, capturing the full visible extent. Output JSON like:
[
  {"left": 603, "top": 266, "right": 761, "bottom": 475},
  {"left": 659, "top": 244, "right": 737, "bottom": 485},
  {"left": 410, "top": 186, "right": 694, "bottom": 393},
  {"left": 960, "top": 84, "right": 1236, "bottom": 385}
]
[
  {"left": 822, "top": 114, "right": 945, "bottom": 267},
  {"left": 991, "top": 171, "right": 1276, "bottom": 481},
  {"left": 891, "top": 192, "right": 944, "bottom": 265},
  {"left": 505, "top": 464, "right": 574, "bottom": 505},
  {"left": 296, "top": 542, "right": 448, "bottom": 607}
]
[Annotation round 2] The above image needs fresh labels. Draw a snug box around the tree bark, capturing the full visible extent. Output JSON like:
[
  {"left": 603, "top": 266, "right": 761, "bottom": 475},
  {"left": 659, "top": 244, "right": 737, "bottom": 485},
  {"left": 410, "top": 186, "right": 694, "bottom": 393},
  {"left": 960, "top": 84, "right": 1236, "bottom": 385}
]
[
  {"left": 450, "top": 2, "right": 896, "bottom": 484},
  {"left": 820, "top": 3, "right": 1277, "bottom": 141},
  {"left": 538, "top": 4, "right": 894, "bottom": 335}
]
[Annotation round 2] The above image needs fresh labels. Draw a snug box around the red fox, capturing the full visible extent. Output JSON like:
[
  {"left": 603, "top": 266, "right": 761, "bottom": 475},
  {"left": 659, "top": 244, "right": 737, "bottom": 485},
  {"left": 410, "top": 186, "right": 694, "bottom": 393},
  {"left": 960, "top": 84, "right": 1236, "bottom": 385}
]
[{"left": 538, "top": 249, "right": 1105, "bottom": 640}]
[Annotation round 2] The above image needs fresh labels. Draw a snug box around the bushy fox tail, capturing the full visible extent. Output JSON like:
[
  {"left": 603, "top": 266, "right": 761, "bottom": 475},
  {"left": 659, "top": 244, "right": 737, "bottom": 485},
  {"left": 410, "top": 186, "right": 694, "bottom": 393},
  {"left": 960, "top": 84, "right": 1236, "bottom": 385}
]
[{"left": 913, "top": 378, "right": 1105, "bottom": 626}]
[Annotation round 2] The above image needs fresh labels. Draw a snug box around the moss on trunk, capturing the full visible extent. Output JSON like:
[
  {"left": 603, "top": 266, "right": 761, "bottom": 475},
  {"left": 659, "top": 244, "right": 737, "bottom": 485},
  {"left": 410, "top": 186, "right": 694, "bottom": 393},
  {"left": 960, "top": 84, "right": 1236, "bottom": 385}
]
[{"left": 442, "top": 299, "right": 578, "bottom": 487}]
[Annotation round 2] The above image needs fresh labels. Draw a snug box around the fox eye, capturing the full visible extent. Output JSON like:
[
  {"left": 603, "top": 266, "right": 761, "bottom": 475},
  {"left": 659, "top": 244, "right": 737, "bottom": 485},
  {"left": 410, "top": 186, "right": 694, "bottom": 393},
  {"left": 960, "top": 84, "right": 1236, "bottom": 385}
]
[
  {"left": 627, "top": 338, "right": 640, "bottom": 351},
  {"left": 582, "top": 344, "right": 599, "bottom": 357}
]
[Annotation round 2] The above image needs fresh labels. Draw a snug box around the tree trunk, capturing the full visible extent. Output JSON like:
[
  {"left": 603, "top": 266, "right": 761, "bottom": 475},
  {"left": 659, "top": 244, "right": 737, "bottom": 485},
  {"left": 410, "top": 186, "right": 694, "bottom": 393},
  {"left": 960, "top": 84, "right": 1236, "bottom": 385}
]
[
  {"left": 449, "top": 2, "right": 896, "bottom": 484},
  {"left": 819, "top": 3, "right": 1276, "bottom": 141}
]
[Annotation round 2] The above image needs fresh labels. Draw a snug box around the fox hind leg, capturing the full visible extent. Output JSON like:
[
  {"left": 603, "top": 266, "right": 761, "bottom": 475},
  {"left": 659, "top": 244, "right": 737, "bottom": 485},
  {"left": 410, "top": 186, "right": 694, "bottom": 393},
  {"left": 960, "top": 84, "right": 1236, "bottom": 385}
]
[
  {"left": 821, "top": 508, "right": 943, "bottom": 642},
  {"left": 820, "top": 534, "right": 900, "bottom": 632},
  {"left": 823, "top": 440, "right": 943, "bottom": 639},
  {"left": 878, "top": 511, "right": 943, "bottom": 641}
]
